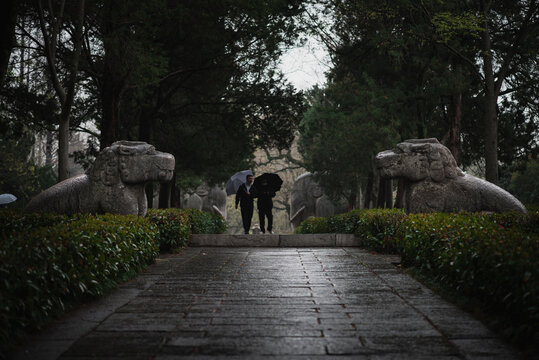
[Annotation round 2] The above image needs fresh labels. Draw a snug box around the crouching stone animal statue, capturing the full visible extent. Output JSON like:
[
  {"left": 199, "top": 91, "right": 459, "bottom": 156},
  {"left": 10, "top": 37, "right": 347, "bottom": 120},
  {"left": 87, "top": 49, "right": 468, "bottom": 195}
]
[
  {"left": 375, "top": 138, "right": 526, "bottom": 214},
  {"left": 181, "top": 183, "right": 227, "bottom": 219},
  {"left": 25, "top": 141, "right": 175, "bottom": 216},
  {"left": 289, "top": 172, "right": 348, "bottom": 230}
]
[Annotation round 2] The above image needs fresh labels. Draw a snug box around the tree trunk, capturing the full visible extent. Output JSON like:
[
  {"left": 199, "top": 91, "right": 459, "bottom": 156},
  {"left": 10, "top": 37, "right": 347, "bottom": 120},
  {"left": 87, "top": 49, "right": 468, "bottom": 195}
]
[
  {"left": 139, "top": 107, "right": 152, "bottom": 142},
  {"left": 481, "top": 0, "right": 498, "bottom": 184},
  {"left": 99, "top": 0, "right": 125, "bottom": 149},
  {"left": 364, "top": 172, "right": 373, "bottom": 209},
  {"left": 376, "top": 177, "right": 386, "bottom": 208},
  {"left": 0, "top": 0, "right": 18, "bottom": 87},
  {"left": 99, "top": 78, "right": 120, "bottom": 149},
  {"left": 38, "top": 0, "right": 85, "bottom": 182},
  {"left": 170, "top": 172, "right": 180, "bottom": 208},
  {"left": 384, "top": 179, "right": 393, "bottom": 209},
  {"left": 57, "top": 114, "right": 70, "bottom": 180},
  {"left": 347, "top": 188, "right": 357, "bottom": 211},
  {"left": 448, "top": 79, "right": 462, "bottom": 163},
  {"left": 45, "top": 130, "right": 54, "bottom": 165}
]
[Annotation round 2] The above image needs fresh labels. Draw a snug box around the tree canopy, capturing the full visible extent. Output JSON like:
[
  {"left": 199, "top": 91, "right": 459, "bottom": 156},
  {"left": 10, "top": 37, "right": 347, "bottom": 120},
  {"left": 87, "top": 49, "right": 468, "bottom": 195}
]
[
  {"left": 298, "top": 0, "right": 539, "bottom": 207},
  {"left": 1, "top": 0, "right": 537, "bottom": 208},
  {"left": 1, "top": 0, "right": 306, "bottom": 205}
]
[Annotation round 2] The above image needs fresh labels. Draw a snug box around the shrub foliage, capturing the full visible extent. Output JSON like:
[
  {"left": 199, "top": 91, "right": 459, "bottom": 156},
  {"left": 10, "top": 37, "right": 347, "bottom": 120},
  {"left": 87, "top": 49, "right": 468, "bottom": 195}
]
[
  {"left": 0, "top": 212, "right": 159, "bottom": 351},
  {"left": 0, "top": 208, "right": 226, "bottom": 354},
  {"left": 296, "top": 208, "right": 539, "bottom": 342},
  {"left": 146, "top": 208, "right": 227, "bottom": 252}
]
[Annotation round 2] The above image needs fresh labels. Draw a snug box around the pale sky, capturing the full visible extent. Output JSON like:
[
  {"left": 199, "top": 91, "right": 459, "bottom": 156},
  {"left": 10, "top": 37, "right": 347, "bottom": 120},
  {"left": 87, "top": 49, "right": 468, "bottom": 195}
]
[{"left": 279, "top": 37, "right": 331, "bottom": 91}]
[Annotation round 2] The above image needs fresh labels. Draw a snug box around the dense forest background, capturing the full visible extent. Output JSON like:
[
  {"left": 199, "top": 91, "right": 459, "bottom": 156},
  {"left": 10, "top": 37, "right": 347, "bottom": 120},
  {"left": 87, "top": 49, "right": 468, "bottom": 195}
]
[{"left": 1, "top": 0, "right": 538, "bottom": 227}]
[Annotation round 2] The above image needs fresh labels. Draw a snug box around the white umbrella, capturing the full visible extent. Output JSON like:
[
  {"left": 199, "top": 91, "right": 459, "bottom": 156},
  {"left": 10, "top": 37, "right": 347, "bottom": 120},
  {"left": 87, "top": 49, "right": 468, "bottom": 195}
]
[
  {"left": 0, "top": 193, "right": 17, "bottom": 205},
  {"left": 225, "top": 170, "right": 253, "bottom": 196}
]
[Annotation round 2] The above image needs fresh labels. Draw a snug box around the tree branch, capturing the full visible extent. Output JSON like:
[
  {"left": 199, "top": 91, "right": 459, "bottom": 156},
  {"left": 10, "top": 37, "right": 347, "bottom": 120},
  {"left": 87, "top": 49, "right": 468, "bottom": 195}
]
[
  {"left": 37, "top": 0, "right": 66, "bottom": 104},
  {"left": 494, "top": 0, "right": 537, "bottom": 96}
]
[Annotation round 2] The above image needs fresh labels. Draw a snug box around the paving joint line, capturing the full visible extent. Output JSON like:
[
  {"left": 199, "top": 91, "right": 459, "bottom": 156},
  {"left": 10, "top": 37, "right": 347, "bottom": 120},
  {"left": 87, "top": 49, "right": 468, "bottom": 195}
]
[{"left": 342, "top": 247, "right": 467, "bottom": 360}]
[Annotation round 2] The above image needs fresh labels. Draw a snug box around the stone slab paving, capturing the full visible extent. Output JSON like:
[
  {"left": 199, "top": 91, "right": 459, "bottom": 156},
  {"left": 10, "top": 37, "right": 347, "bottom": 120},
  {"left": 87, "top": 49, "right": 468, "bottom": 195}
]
[
  {"left": 189, "top": 234, "right": 361, "bottom": 247},
  {"left": 9, "top": 247, "right": 522, "bottom": 359}
]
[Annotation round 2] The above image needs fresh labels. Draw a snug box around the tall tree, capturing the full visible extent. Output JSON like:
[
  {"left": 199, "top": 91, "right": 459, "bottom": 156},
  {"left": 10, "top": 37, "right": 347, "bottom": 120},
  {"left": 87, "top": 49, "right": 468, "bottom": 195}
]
[
  {"left": 423, "top": 0, "right": 539, "bottom": 183},
  {"left": 0, "top": 0, "right": 19, "bottom": 87},
  {"left": 37, "top": 0, "right": 85, "bottom": 181},
  {"left": 101, "top": 1, "right": 306, "bottom": 196},
  {"left": 299, "top": 80, "right": 400, "bottom": 209}
]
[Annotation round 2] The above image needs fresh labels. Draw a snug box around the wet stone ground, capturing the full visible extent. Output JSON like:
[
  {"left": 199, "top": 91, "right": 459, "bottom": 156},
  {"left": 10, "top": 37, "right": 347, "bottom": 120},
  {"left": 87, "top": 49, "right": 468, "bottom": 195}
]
[{"left": 13, "top": 247, "right": 521, "bottom": 359}]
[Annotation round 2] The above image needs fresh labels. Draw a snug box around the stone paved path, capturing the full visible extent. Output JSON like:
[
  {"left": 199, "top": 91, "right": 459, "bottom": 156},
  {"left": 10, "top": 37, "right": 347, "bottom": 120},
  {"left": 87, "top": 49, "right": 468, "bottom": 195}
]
[{"left": 11, "top": 247, "right": 521, "bottom": 359}]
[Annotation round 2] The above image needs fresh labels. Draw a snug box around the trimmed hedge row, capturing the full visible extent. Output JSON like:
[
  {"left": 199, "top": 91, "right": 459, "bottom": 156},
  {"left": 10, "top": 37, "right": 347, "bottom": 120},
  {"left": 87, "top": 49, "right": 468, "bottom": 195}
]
[
  {"left": 0, "top": 212, "right": 159, "bottom": 352},
  {"left": 296, "top": 209, "right": 539, "bottom": 342},
  {"left": 296, "top": 209, "right": 407, "bottom": 252},
  {"left": 0, "top": 208, "right": 227, "bottom": 353},
  {"left": 146, "top": 208, "right": 227, "bottom": 252}
]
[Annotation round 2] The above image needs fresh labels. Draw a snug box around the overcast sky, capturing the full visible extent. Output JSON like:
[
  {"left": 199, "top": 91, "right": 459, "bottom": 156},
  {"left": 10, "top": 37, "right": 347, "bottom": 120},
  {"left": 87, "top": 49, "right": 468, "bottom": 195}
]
[{"left": 279, "top": 37, "right": 330, "bottom": 91}]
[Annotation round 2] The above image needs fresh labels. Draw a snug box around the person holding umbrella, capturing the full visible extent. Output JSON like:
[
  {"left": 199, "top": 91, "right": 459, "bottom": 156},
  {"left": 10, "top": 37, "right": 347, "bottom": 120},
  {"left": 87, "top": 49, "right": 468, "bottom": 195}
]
[
  {"left": 235, "top": 174, "right": 257, "bottom": 234},
  {"left": 257, "top": 179, "right": 275, "bottom": 234},
  {"left": 253, "top": 173, "right": 283, "bottom": 234}
]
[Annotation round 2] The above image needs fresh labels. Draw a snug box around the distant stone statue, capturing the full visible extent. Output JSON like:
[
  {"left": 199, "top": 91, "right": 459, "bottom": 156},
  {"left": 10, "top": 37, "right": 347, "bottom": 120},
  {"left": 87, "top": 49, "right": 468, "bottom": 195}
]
[
  {"left": 181, "top": 183, "right": 227, "bottom": 219},
  {"left": 289, "top": 172, "right": 348, "bottom": 230},
  {"left": 25, "top": 141, "right": 175, "bottom": 216},
  {"left": 375, "top": 138, "right": 526, "bottom": 214}
]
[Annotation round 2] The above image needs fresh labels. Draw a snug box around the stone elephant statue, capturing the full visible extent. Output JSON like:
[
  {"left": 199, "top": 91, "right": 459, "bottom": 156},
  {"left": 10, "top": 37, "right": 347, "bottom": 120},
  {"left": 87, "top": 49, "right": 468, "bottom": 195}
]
[
  {"left": 375, "top": 138, "right": 526, "bottom": 214},
  {"left": 25, "top": 141, "right": 175, "bottom": 216},
  {"left": 289, "top": 172, "right": 348, "bottom": 230},
  {"left": 181, "top": 184, "right": 227, "bottom": 219}
]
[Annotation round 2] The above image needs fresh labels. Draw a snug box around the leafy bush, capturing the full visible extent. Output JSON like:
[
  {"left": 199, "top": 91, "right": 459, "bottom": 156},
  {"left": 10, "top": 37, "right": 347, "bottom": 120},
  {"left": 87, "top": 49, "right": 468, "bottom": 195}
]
[
  {"left": 0, "top": 213, "right": 159, "bottom": 352},
  {"left": 146, "top": 208, "right": 227, "bottom": 252},
  {"left": 395, "top": 212, "right": 538, "bottom": 341},
  {"left": 296, "top": 208, "right": 539, "bottom": 342},
  {"left": 0, "top": 210, "right": 70, "bottom": 236},
  {"left": 326, "top": 211, "right": 361, "bottom": 233},
  {"left": 295, "top": 208, "right": 406, "bottom": 252},
  {"left": 146, "top": 208, "right": 191, "bottom": 252},
  {"left": 183, "top": 208, "right": 227, "bottom": 234},
  {"left": 295, "top": 216, "right": 330, "bottom": 233},
  {"left": 355, "top": 209, "right": 406, "bottom": 252}
]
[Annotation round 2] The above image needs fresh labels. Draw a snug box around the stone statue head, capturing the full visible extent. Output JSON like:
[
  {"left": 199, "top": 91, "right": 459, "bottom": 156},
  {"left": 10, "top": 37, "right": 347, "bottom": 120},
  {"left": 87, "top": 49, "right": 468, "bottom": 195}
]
[
  {"left": 375, "top": 138, "right": 464, "bottom": 182},
  {"left": 88, "top": 141, "right": 175, "bottom": 186}
]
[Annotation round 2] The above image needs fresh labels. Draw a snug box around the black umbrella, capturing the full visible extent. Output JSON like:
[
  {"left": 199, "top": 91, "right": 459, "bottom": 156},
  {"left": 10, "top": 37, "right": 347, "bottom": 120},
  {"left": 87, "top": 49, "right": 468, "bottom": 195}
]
[{"left": 254, "top": 173, "right": 283, "bottom": 194}]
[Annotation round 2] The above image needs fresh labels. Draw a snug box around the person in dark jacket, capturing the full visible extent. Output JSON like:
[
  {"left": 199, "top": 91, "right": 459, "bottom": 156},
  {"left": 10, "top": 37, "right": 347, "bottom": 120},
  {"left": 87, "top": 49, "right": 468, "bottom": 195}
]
[
  {"left": 235, "top": 174, "right": 257, "bottom": 234},
  {"left": 257, "top": 179, "right": 275, "bottom": 234}
]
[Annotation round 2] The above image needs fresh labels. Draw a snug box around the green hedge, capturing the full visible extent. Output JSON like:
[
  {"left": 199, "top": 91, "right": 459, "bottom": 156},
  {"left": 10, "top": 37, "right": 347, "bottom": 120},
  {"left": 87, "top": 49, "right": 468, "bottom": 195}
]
[
  {"left": 184, "top": 208, "right": 227, "bottom": 235},
  {"left": 0, "top": 207, "right": 227, "bottom": 354},
  {"left": 0, "top": 213, "right": 159, "bottom": 352},
  {"left": 296, "top": 209, "right": 539, "bottom": 342},
  {"left": 146, "top": 209, "right": 191, "bottom": 252},
  {"left": 397, "top": 212, "right": 538, "bottom": 341},
  {"left": 146, "top": 208, "right": 227, "bottom": 252}
]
